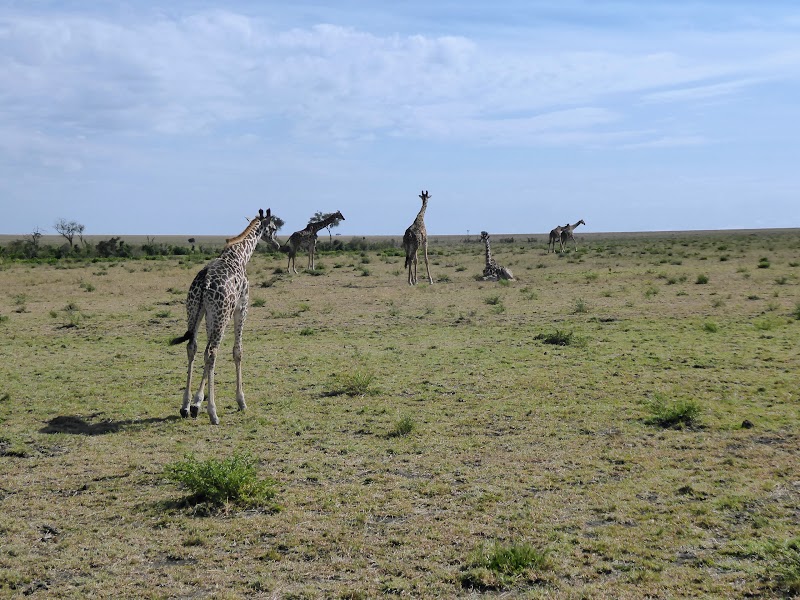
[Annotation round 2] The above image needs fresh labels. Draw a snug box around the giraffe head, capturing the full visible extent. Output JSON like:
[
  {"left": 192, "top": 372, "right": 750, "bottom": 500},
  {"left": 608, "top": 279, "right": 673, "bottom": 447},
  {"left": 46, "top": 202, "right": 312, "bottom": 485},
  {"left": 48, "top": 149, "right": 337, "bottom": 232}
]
[
  {"left": 419, "top": 190, "right": 431, "bottom": 202},
  {"left": 480, "top": 231, "right": 489, "bottom": 241},
  {"left": 258, "top": 208, "right": 280, "bottom": 250}
]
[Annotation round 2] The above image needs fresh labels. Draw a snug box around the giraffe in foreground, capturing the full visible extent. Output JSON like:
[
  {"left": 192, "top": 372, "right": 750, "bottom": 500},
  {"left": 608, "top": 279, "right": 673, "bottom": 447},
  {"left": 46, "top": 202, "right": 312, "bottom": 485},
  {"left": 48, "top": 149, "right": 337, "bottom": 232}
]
[
  {"left": 560, "top": 219, "right": 586, "bottom": 252},
  {"left": 170, "top": 209, "right": 279, "bottom": 425},
  {"left": 281, "top": 211, "right": 345, "bottom": 273},
  {"left": 403, "top": 190, "right": 433, "bottom": 285},
  {"left": 548, "top": 223, "right": 569, "bottom": 253},
  {"left": 480, "top": 231, "right": 514, "bottom": 280}
]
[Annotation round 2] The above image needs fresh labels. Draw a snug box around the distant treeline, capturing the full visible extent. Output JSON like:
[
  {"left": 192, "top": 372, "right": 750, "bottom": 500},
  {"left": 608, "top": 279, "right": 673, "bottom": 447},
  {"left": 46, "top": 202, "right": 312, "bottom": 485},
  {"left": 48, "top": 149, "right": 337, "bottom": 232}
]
[{"left": 0, "top": 235, "right": 427, "bottom": 262}]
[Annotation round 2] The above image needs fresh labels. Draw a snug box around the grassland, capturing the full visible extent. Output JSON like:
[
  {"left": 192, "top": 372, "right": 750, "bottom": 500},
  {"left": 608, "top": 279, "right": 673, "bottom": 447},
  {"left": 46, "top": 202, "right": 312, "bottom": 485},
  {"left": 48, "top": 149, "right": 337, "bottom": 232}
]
[{"left": 1, "top": 230, "right": 798, "bottom": 598}]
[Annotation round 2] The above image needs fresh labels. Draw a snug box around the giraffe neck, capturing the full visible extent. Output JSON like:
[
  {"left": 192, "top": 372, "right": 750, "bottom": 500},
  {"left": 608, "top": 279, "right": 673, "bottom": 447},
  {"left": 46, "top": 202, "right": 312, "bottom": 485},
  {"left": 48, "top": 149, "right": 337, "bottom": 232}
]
[
  {"left": 413, "top": 200, "right": 428, "bottom": 228},
  {"left": 484, "top": 237, "right": 493, "bottom": 268},
  {"left": 221, "top": 219, "right": 267, "bottom": 267},
  {"left": 309, "top": 214, "right": 339, "bottom": 234}
]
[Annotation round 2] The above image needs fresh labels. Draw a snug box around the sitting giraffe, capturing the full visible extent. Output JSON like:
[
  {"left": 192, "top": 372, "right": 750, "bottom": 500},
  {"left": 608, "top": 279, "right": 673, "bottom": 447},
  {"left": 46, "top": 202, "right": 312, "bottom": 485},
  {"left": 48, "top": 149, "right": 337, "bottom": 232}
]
[
  {"left": 170, "top": 209, "right": 279, "bottom": 425},
  {"left": 560, "top": 219, "right": 586, "bottom": 252},
  {"left": 281, "top": 211, "right": 345, "bottom": 273},
  {"left": 548, "top": 223, "right": 570, "bottom": 253},
  {"left": 403, "top": 190, "right": 433, "bottom": 285},
  {"left": 480, "top": 231, "right": 514, "bottom": 280}
]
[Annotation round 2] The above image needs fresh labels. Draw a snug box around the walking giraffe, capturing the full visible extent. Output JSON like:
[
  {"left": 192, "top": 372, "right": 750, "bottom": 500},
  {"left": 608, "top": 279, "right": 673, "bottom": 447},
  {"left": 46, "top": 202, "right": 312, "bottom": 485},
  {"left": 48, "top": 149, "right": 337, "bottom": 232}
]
[
  {"left": 480, "top": 231, "right": 514, "bottom": 280},
  {"left": 548, "top": 224, "right": 570, "bottom": 253},
  {"left": 281, "top": 211, "right": 345, "bottom": 273},
  {"left": 170, "top": 209, "right": 279, "bottom": 425},
  {"left": 403, "top": 190, "right": 433, "bottom": 285},
  {"left": 560, "top": 219, "right": 586, "bottom": 252}
]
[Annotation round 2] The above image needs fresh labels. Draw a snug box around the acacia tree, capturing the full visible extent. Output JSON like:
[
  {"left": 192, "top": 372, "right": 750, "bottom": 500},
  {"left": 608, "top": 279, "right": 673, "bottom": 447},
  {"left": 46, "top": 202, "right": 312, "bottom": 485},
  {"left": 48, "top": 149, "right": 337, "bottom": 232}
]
[
  {"left": 309, "top": 211, "right": 343, "bottom": 243},
  {"left": 54, "top": 218, "right": 85, "bottom": 249}
]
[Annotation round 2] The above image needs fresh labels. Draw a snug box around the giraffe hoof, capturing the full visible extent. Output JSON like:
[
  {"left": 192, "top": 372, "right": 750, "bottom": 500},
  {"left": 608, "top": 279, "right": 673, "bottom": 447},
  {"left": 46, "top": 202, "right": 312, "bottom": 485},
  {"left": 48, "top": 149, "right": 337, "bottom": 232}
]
[
  {"left": 180, "top": 408, "right": 189, "bottom": 418},
  {"left": 190, "top": 406, "right": 199, "bottom": 418}
]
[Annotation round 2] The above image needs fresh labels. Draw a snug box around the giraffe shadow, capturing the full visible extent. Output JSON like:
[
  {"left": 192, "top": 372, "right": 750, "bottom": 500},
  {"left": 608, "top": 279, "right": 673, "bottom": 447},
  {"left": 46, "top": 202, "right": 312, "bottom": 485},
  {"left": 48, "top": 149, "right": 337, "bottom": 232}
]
[{"left": 40, "top": 414, "right": 180, "bottom": 436}]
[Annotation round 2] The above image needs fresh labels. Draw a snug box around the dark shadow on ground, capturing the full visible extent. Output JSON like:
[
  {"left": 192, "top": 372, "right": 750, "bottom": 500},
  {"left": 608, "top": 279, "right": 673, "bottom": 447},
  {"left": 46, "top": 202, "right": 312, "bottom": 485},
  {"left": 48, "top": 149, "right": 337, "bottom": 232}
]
[{"left": 40, "top": 414, "right": 180, "bottom": 435}]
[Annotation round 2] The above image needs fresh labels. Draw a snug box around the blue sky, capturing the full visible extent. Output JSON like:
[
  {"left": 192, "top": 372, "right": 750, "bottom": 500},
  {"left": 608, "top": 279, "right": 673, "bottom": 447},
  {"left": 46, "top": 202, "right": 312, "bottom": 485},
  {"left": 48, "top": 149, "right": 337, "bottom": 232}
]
[{"left": 1, "top": 1, "right": 799, "bottom": 236}]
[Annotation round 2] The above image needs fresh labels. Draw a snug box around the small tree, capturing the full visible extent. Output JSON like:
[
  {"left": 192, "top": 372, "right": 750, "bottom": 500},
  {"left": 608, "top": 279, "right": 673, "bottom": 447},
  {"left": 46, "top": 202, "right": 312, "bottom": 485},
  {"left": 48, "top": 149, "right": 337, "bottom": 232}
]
[
  {"left": 310, "top": 211, "right": 343, "bottom": 243},
  {"left": 54, "top": 219, "right": 84, "bottom": 249}
]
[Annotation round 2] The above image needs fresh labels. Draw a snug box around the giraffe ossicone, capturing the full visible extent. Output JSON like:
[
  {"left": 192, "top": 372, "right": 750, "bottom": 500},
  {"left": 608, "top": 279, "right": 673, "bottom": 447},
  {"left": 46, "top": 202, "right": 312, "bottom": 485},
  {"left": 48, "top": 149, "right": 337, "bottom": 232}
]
[{"left": 170, "top": 208, "right": 279, "bottom": 425}]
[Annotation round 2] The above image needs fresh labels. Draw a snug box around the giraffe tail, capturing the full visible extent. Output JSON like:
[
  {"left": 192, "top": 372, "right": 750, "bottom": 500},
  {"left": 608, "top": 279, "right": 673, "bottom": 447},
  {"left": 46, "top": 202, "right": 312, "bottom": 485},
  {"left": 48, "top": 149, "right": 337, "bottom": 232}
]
[{"left": 170, "top": 331, "right": 192, "bottom": 345}]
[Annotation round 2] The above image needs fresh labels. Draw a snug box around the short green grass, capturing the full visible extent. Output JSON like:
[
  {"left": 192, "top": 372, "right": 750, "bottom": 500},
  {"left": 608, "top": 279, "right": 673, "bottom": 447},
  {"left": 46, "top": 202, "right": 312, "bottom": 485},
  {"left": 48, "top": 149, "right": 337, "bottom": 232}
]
[{"left": 0, "top": 229, "right": 798, "bottom": 598}]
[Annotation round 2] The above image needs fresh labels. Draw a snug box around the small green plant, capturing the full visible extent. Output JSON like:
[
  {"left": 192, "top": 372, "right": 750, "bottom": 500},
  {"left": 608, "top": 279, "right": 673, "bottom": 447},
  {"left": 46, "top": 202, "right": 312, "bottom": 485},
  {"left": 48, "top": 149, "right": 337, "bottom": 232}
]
[
  {"left": 793, "top": 302, "right": 800, "bottom": 320},
  {"left": 154, "top": 309, "right": 171, "bottom": 319},
  {"left": 758, "top": 257, "right": 770, "bottom": 269},
  {"left": 251, "top": 297, "right": 266, "bottom": 307},
  {"left": 331, "top": 369, "right": 376, "bottom": 396},
  {"left": 573, "top": 297, "right": 588, "bottom": 313},
  {"left": 771, "top": 538, "right": 800, "bottom": 596},
  {"left": 299, "top": 327, "right": 314, "bottom": 336},
  {"left": 485, "top": 295, "right": 501, "bottom": 306},
  {"left": 702, "top": 321, "right": 718, "bottom": 333},
  {"left": 645, "top": 394, "right": 701, "bottom": 429},
  {"left": 461, "top": 542, "right": 549, "bottom": 590},
  {"left": 437, "top": 274, "right": 451, "bottom": 283},
  {"left": 774, "top": 276, "right": 788, "bottom": 285},
  {"left": 164, "top": 453, "right": 277, "bottom": 509},
  {"left": 644, "top": 286, "right": 659, "bottom": 298},
  {"left": 536, "top": 330, "right": 574, "bottom": 346},
  {"left": 387, "top": 415, "right": 415, "bottom": 438},
  {"left": 695, "top": 274, "right": 709, "bottom": 284},
  {"left": 0, "top": 314, "right": 8, "bottom": 324}
]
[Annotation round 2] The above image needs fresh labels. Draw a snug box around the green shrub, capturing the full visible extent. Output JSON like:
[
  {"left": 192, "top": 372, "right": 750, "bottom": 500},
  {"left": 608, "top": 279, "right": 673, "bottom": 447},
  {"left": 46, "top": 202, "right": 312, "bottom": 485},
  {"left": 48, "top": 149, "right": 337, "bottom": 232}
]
[
  {"left": 331, "top": 369, "right": 376, "bottom": 396},
  {"left": 772, "top": 539, "right": 800, "bottom": 596},
  {"left": 387, "top": 415, "right": 415, "bottom": 438},
  {"left": 695, "top": 274, "right": 709, "bottom": 284},
  {"left": 573, "top": 297, "right": 588, "bottom": 313},
  {"left": 702, "top": 321, "right": 718, "bottom": 333},
  {"left": 484, "top": 295, "right": 501, "bottom": 306},
  {"left": 536, "top": 330, "right": 574, "bottom": 346},
  {"left": 251, "top": 297, "right": 266, "bottom": 307},
  {"left": 165, "top": 453, "right": 276, "bottom": 509},
  {"left": 645, "top": 395, "right": 701, "bottom": 428},
  {"left": 461, "top": 542, "right": 549, "bottom": 590}
]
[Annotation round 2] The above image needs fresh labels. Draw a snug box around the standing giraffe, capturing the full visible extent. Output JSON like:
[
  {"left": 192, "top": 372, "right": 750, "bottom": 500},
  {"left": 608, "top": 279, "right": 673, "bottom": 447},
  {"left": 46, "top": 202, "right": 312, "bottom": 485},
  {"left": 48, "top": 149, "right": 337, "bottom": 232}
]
[
  {"left": 480, "top": 231, "right": 514, "bottom": 280},
  {"left": 403, "top": 190, "right": 433, "bottom": 285},
  {"left": 548, "top": 224, "right": 570, "bottom": 253},
  {"left": 170, "top": 209, "right": 279, "bottom": 425},
  {"left": 560, "top": 219, "right": 586, "bottom": 252},
  {"left": 281, "top": 211, "right": 345, "bottom": 273}
]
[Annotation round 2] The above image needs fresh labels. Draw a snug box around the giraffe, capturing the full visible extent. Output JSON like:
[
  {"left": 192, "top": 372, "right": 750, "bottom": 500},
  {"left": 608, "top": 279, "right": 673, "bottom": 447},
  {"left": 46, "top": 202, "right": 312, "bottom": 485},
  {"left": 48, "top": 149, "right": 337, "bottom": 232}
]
[
  {"left": 560, "top": 219, "right": 586, "bottom": 252},
  {"left": 548, "top": 224, "right": 570, "bottom": 253},
  {"left": 480, "top": 231, "right": 514, "bottom": 280},
  {"left": 403, "top": 190, "right": 433, "bottom": 285},
  {"left": 170, "top": 208, "right": 279, "bottom": 425},
  {"left": 281, "top": 211, "right": 345, "bottom": 274}
]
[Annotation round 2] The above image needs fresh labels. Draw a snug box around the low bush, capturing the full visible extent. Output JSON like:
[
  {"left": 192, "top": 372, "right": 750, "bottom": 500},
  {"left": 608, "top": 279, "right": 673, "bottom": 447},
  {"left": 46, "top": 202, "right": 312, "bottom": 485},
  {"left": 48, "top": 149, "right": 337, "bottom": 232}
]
[{"left": 165, "top": 453, "right": 277, "bottom": 510}]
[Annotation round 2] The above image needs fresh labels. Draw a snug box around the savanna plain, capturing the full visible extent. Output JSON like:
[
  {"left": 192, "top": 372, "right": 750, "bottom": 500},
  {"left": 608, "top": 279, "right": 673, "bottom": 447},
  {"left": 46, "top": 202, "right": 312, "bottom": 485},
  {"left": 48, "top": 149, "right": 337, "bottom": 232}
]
[{"left": 1, "top": 230, "right": 798, "bottom": 599}]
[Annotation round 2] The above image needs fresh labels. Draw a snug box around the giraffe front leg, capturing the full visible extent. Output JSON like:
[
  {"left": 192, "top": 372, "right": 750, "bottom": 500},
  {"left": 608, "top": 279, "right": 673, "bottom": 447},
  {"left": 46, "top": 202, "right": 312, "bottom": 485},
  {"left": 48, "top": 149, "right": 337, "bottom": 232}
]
[
  {"left": 423, "top": 245, "right": 433, "bottom": 284},
  {"left": 232, "top": 298, "right": 247, "bottom": 412}
]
